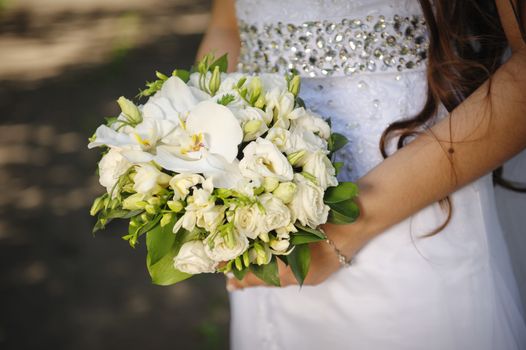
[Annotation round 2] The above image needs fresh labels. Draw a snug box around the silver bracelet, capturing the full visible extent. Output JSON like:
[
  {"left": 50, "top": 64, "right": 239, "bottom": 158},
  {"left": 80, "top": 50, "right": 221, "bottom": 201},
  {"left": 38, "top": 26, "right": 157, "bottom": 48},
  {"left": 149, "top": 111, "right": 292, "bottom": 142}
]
[{"left": 318, "top": 227, "right": 353, "bottom": 267}]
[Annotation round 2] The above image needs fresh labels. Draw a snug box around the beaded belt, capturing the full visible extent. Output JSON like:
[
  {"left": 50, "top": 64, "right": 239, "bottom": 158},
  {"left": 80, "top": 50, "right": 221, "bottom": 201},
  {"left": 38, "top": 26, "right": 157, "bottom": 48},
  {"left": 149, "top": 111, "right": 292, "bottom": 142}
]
[{"left": 237, "top": 14, "right": 429, "bottom": 77}]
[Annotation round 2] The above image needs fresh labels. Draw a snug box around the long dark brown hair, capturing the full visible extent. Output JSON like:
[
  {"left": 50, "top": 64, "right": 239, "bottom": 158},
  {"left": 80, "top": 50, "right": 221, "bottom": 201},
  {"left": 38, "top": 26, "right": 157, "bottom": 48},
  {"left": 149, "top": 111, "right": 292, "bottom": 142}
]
[{"left": 379, "top": 0, "right": 526, "bottom": 236}]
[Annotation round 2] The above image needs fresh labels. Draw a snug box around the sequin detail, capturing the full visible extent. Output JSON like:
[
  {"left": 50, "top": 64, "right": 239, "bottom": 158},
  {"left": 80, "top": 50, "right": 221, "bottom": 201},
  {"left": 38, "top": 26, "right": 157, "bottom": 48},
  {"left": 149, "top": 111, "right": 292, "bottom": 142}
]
[{"left": 238, "top": 14, "right": 429, "bottom": 77}]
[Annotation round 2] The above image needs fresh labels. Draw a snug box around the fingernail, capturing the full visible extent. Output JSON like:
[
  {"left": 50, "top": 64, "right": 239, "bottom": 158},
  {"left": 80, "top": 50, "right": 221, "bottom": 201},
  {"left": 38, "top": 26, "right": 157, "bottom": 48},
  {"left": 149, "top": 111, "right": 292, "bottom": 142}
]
[
  {"left": 226, "top": 283, "right": 236, "bottom": 292},
  {"left": 225, "top": 272, "right": 234, "bottom": 279}
]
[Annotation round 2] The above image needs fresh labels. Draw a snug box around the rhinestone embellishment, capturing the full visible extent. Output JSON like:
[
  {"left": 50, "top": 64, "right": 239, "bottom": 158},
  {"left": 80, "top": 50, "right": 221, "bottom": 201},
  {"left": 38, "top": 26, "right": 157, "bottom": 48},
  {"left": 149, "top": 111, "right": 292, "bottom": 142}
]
[{"left": 238, "top": 14, "right": 429, "bottom": 77}]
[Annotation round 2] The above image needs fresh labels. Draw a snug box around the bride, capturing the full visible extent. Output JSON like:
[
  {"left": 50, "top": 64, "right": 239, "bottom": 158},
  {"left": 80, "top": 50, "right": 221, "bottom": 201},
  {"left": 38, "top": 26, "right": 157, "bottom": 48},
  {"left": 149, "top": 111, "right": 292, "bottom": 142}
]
[{"left": 197, "top": 0, "right": 526, "bottom": 349}]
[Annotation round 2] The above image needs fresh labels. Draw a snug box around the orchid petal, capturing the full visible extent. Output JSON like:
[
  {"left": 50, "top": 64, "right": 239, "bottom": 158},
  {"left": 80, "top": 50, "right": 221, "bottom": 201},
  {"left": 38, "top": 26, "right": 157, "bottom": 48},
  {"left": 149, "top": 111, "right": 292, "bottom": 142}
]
[
  {"left": 158, "top": 76, "right": 200, "bottom": 113},
  {"left": 120, "top": 150, "right": 155, "bottom": 163},
  {"left": 186, "top": 101, "right": 243, "bottom": 162},
  {"left": 88, "top": 125, "right": 131, "bottom": 149}
]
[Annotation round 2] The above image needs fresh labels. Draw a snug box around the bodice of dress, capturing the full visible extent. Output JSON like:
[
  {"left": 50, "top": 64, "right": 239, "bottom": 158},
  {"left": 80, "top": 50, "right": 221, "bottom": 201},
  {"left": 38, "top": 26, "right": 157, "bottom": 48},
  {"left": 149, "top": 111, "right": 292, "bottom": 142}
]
[
  {"left": 235, "top": 0, "right": 437, "bottom": 182},
  {"left": 235, "top": 0, "right": 429, "bottom": 78}
]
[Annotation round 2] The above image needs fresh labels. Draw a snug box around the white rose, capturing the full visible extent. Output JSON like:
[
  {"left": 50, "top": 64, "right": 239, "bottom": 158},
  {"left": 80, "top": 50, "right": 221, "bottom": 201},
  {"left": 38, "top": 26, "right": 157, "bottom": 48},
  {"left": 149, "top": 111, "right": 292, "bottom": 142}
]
[
  {"left": 204, "top": 229, "right": 249, "bottom": 262},
  {"left": 288, "top": 173, "right": 330, "bottom": 229},
  {"left": 291, "top": 111, "right": 331, "bottom": 140},
  {"left": 239, "top": 138, "right": 294, "bottom": 182},
  {"left": 265, "top": 127, "right": 291, "bottom": 152},
  {"left": 234, "top": 204, "right": 265, "bottom": 239},
  {"left": 258, "top": 193, "right": 292, "bottom": 232},
  {"left": 169, "top": 173, "right": 204, "bottom": 200},
  {"left": 98, "top": 148, "right": 132, "bottom": 196},
  {"left": 301, "top": 150, "right": 338, "bottom": 190},
  {"left": 133, "top": 163, "right": 171, "bottom": 195},
  {"left": 173, "top": 240, "right": 218, "bottom": 274}
]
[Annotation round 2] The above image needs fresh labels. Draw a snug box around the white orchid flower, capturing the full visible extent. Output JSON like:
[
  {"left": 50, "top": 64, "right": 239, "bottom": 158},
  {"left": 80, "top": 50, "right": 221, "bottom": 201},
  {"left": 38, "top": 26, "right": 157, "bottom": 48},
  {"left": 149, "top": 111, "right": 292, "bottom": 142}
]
[
  {"left": 154, "top": 101, "right": 244, "bottom": 188},
  {"left": 142, "top": 76, "right": 209, "bottom": 121},
  {"left": 88, "top": 117, "right": 178, "bottom": 163}
]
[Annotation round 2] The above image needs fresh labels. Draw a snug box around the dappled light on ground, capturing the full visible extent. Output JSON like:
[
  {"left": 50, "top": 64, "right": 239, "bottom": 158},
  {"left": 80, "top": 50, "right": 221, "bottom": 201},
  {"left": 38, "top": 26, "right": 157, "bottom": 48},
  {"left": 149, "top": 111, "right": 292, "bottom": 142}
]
[{"left": 0, "top": 1, "right": 230, "bottom": 349}]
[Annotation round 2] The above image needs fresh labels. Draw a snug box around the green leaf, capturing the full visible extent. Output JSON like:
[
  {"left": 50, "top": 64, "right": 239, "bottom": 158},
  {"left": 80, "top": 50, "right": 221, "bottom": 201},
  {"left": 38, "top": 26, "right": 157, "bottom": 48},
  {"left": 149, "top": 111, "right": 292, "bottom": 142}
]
[
  {"left": 137, "top": 214, "right": 162, "bottom": 236},
  {"left": 173, "top": 69, "right": 190, "bottom": 83},
  {"left": 295, "top": 96, "right": 306, "bottom": 108},
  {"left": 290, "top": 232, "right": 326, "bottom": 245},
  {"left": 327, "top": 198, "right": 360, "bottom": 224},
  {"left": 295, "top": 225, "right": 326, "bottom": 239},
  {"left": 217, "top": 93, "right": 236, "bottom": 106},
  {"left": 209, "top": 53, "right": 228, "bottom": 73},
  {"left": 287, "top": 244, "right": 311, "bottom": 286},
  {"left": 146, "top": 218, "right": 176, "bottom": 266},
  {"left": 250, "top": 256, "right": 281, "bottom": 286},
  {"left": 324, "top": 182, "right": 359, "bottom": 204},
  {"left": 232, "top": 266, "right": 249, "bottom": 280},
  {"left": 333, "top": 161, "right": 344, "bottom": 176},
  {"left": 328, "top": 133, "right": 349, "bottom": 153},
  {"left": 147, "top": 253, "right": 192, "bottom": 286}
]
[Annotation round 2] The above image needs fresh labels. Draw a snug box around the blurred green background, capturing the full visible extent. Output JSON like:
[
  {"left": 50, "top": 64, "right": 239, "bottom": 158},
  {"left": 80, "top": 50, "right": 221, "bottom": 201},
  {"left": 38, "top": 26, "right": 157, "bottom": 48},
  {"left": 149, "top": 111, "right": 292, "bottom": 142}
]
[{"left": 0, "top": 1, "right": 231, "bottom": 349}]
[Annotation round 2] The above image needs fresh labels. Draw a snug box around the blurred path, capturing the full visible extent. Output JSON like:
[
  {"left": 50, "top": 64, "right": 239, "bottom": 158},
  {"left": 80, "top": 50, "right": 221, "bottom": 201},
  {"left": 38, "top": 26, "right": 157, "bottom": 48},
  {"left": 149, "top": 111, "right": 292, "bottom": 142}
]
[{"left": 0, "top": 1, "right": 231, "bottom": 350}]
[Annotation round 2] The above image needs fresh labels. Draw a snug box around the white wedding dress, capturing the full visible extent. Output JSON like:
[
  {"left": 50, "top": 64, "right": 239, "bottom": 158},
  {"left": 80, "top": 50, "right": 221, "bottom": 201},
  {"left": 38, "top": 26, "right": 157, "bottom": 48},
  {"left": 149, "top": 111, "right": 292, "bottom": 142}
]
[{"left": 230, "top": 0, "right": 526, "bottom": 349}]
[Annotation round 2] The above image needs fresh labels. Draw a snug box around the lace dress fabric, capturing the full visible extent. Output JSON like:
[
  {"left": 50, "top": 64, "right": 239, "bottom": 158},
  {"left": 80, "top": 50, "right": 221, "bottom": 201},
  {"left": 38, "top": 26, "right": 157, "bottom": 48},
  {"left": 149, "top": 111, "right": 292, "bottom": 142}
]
[{"left": 230, "top": 1, "right": 526, "bottom": 349}]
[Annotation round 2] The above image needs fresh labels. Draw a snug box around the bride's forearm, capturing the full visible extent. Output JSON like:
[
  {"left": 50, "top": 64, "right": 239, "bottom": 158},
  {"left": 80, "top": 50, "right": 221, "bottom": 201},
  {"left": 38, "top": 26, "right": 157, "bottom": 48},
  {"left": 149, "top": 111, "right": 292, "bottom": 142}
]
[
  {"left": 196, "top": 0, "right": 240, "bottom": 72},
  {"left": 344, "top": 49, "right": 526, "bottom": 249}
]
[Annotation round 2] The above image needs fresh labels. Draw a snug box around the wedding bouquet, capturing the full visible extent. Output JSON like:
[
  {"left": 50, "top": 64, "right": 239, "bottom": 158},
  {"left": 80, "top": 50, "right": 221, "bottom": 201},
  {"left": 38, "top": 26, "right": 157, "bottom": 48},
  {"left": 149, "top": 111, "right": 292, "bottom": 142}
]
[{"left": 88, "top": 54, "right": 359, "bottom": 286}]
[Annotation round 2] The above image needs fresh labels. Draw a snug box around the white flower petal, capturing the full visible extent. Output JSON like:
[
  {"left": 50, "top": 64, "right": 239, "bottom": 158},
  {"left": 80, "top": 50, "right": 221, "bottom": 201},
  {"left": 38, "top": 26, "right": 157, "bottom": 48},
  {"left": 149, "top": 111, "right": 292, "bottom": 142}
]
[
  {"left": 186, "top": 101, "right": 243, "bottom": 162},
  {"left": 87, "top": 125, "right": 131, "bottom": 149}
]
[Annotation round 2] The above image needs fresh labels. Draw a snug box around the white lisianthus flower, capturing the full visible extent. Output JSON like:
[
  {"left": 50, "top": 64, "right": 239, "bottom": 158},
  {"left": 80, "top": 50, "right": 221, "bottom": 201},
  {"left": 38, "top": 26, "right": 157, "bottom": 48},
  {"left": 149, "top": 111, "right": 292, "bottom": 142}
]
[
  {"left": 265, "top": 89, "right": 295, "bottom": 128},
  {"left": 286, "top": 127, "right": 328, "bottom": 155},
  {"left": 234, "top": 107, "right": 269, "bottom": 141},
  {"left": 173, "top": 240, "right": 218, "bottom": 274},
  {"left": 197, "top": 205, "right": 225, "bottom": 233},
  {"left": 249, "top": 243, "right": 272, "bottom": 265},
  {"left": 204, "top": 229, "right": 249, "bottom": 262},
  {"left": 301, "top": 150, "right": 338, "bottom": 190},
  {"left": 275, "top": 223, "right": 298, "bottom": 239},
  {"left": 98, "top": 148, "right": 132, "bottom": 196},
  {"left": 234, "top": 204, "right": 264, "bottom": 239},
  {"left": 288, "top": 173, "right": 330, "bottom": 229},
  {"left": 173, "top": 182, "right": 219, "bottom": 233},
  {"left": 133, "top": 163, "right": 171, "bottom": 195},
  {"left": 234, "top": 177, "right": 262, "bottom": 197},
  {"left": 270, "top": 238, "right": 291, "bottom": 254},
  {"left": 239, "top": 138, "right": 294, "bottom": 182},
  {"left": 265, "top": 127, "right": 291, "bottom": 152},
  {"left": 258, "top": 193, "right": 292, "bottom": 232},
  {"left": 218, "top": 73, "right": 245, "bottom": 92},
  {"left": 169, "top": 173, "right": 204, "bottom": 200},
  {"left": 290, "top": 111, "right": 331, "bottom": 140}
]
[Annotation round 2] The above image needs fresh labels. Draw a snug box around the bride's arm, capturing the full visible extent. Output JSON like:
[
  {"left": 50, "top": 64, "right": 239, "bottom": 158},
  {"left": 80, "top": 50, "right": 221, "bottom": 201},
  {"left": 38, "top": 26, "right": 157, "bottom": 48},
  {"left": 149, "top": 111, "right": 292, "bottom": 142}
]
[
  {"left": 335, "top": 0, "right": 526, "bottom": 255},
  {"left": 228, "top": 0, "right": 526, "bottom": 289},
  {"left": 196, "top": 0, "right": 240, "bottom": 72}
]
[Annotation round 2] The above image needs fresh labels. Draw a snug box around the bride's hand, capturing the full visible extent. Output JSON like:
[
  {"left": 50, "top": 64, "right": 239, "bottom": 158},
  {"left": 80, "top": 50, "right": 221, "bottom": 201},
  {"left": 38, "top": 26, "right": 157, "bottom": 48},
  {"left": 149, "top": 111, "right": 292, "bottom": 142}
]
[{"left": 226, "top": 222, "right": 367, "bottom": 290}]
